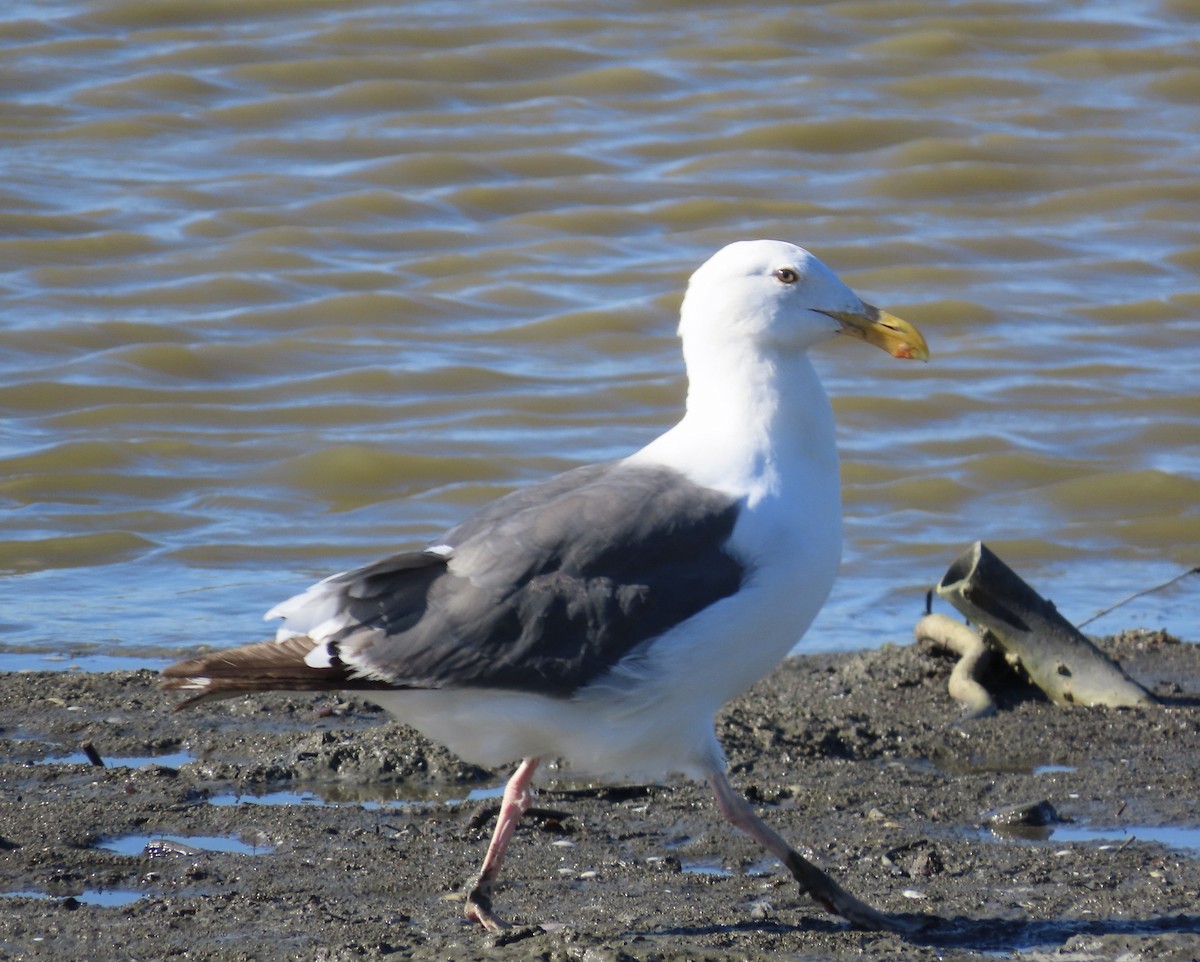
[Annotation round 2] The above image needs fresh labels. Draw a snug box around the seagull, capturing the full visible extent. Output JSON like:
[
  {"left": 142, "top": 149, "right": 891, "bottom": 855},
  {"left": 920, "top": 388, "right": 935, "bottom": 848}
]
[{"left": 163, "top": 239, "right": 929, "bottom": 933}]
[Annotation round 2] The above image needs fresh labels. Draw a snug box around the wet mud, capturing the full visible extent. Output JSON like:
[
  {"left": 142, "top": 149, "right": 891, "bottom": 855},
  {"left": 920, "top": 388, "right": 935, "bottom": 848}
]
[{"left": 2, "top": 631, "right": 1199, "bottom": 961}]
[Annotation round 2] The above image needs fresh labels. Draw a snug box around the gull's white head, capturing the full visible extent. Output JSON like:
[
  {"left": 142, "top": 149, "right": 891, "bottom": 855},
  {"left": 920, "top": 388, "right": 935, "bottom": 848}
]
[{"left": 679, "top": 240, "right": 929, "bottom": 361}]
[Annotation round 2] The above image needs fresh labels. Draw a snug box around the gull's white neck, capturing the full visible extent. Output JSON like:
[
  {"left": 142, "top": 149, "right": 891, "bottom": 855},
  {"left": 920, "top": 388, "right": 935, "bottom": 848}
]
[{"left": 628, "top": 337, "right": 839, "bottom": 508}]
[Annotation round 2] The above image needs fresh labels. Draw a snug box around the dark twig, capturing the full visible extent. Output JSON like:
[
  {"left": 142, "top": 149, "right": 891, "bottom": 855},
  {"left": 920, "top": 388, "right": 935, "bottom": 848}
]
[{"left": 467, "top": 803, "right": 572, "bottom": 832}]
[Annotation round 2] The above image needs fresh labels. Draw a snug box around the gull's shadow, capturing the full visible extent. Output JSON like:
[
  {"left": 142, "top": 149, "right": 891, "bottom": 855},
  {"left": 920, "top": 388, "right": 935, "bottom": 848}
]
[
  {"left": 639, "top": 912, "right": 1200, "bottom": 952},
  {"left": 914, "top": 913, "right": 1200, "bottom": 952}
]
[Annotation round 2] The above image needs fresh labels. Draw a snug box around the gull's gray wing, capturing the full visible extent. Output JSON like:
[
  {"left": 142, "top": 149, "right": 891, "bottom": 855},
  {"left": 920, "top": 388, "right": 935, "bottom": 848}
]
[{"left": 275, "top": 462, "right": 748, "bottom": 695}]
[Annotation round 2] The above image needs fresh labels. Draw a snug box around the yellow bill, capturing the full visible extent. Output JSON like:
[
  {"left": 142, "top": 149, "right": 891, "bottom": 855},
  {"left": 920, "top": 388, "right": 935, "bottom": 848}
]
[{"left": 822, "top": 304, "right": 930, "bottom": 361}]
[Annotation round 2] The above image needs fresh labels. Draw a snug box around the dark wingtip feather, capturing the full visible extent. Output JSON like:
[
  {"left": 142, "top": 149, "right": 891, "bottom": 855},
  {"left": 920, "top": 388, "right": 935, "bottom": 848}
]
[
  {"left": 162, "top": 636, "right": 336, "bottom": 710},
  {"left": 162, "top": 636, "right": 403, "bottom": 710}
]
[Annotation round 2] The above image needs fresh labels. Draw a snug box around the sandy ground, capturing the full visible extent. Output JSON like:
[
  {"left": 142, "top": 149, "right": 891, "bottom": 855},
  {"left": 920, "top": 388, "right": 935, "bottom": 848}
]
[{"left": 1, "top": 631, "right": 1199, "bottom": 962}]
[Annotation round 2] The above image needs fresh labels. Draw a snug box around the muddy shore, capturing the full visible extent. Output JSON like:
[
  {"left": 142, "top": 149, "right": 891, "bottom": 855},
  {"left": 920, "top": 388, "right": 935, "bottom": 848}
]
[{"left": 2, "top": 631, "right": 1198, "bottom": 961}]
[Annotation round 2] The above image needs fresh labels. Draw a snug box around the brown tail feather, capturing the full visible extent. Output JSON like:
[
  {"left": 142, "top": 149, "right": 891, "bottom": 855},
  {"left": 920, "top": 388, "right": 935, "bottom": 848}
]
[{"left": 161, "top": 636, "right": 396, "bottom": 711}]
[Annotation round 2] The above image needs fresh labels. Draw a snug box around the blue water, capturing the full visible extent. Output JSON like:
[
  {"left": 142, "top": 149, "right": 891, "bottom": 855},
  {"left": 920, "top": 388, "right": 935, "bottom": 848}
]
[{"left": 1, "top": 0, "right": 1196, "bottom": 672}]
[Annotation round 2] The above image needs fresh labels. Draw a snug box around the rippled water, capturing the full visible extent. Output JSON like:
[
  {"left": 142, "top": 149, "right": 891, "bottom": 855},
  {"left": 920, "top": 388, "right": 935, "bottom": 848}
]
[{"left": 2, "top": 0, "right": 1197, "bottom": 670}]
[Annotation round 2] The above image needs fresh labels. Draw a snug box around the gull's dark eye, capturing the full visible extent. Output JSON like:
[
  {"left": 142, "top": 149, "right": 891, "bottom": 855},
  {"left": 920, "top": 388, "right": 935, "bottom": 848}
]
[{"left": 774, "top": 267, "right": 798, "bottom": 284}]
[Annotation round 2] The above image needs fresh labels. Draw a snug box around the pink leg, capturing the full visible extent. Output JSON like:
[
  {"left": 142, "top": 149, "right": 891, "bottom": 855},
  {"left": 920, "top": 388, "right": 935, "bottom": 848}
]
[
  {"left": 708, "top": 768, "right": 911, "bottom": 932},
  {"left": 465, "top": 756, "right": 540, "bottom": 931}
]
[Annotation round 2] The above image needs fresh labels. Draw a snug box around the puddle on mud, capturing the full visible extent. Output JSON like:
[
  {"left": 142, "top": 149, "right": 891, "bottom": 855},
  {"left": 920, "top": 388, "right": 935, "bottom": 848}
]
[
  {"left": 207, "top": 783, "right": 506, "bottom": 810},
  {"left": 644, "top": 855, "right": 775, "bottom": 879},
  {"left": 98, "top": 834, "right": 273, "bottom": 856},
  {"left": 1, "top": 889, "right": 144, "bottom": 907},
  {"left": 926, "top": 755, "right": 1081, "bottom": 777},
  {"left": 986, "top": 822, "right": 1200, "bottom": 852},
  {"left": 208, "top": 789, "right": 325, "bottom": 808},
  {"left": 1048, "top": 824, "right": 1200, "bottom": 851},
  {"left": 0, "top": 735, "right": 196, "bottom": 770},
  {"left": 678, "top": 858, "right": 733, "bottom": 877},
  {"left": 38, "top": 750, "right": 195, "bottom": 769}
]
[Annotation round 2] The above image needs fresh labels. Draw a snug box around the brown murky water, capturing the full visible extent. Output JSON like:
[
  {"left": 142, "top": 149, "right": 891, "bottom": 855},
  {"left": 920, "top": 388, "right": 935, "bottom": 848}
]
[{"left": 1, "top": 0, "right": 1197, "bottom": 668}]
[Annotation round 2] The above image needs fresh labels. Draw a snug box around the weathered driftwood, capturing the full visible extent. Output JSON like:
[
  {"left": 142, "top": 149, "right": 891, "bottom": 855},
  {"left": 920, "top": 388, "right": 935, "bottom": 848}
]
[
  {"left": 913, "top": 613, "right": 996, "bottom": 717},
  {"left": 935, "top": 541, "right": 1154, "bottom": 708}
]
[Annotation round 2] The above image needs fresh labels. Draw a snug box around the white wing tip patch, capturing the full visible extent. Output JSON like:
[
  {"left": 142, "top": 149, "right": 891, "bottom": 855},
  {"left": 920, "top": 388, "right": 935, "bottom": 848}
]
[{"left": 304, "top": 643, "right": 337, "bottom": 670}]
